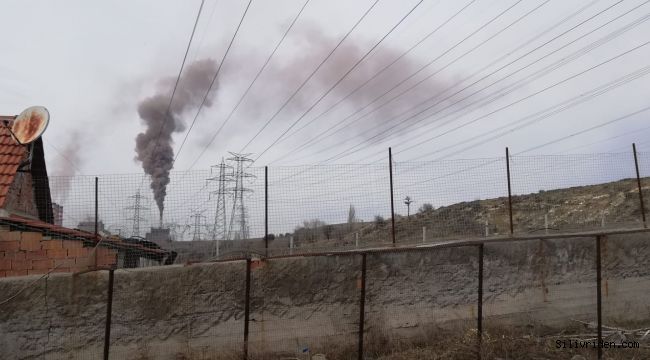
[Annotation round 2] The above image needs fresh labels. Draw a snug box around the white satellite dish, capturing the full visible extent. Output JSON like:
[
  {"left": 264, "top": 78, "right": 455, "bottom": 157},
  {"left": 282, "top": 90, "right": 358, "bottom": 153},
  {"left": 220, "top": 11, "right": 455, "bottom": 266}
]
[{"left": 6, "top": 106, "right": 50, "bottom": 145}]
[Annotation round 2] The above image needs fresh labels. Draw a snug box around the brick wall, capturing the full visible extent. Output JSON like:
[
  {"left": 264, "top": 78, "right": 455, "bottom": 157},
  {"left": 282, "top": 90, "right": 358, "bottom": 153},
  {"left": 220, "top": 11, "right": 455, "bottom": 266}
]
[{"left": 0, "top": 230, "right": 117, "bottom": 278}]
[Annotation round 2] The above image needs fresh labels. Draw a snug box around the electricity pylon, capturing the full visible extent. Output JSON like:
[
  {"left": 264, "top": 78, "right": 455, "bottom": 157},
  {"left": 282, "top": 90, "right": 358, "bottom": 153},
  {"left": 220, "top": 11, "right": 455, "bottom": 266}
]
[
  {"left": 190, "top": 211, "right": 207, "bottom": 241},
  {"left": 226, "top": 152, "right": 255, "bottom": 240},
  {"left": 207, "top": 158, "right": 233, "bottom": 257},
  {"left": 126, "top": 191, "right": 148, "bottom": 237}
]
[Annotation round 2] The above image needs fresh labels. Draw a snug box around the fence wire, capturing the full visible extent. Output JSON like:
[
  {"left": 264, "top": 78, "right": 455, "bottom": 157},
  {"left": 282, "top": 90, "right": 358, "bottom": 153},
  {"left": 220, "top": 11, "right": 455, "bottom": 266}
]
[
  {"left": 2, "top": 151, "right": 650, "bottom": 358},
  {"left": 1, "top": 150, "right": 646, "bottom": 276}
]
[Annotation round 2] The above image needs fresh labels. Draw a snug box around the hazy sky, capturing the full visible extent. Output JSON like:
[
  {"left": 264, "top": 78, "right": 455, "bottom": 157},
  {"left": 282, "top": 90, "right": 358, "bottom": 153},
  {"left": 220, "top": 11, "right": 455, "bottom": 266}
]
[{"left": 3, "top": 0, "right": 649, "bottom": 238}]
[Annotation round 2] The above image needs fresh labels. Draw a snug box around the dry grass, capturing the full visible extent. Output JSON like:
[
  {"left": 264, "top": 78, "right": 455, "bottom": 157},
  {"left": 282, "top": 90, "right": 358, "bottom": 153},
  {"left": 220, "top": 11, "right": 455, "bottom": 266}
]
[{"left": 128, "top": 324, "right": 650, "bottom": 359}]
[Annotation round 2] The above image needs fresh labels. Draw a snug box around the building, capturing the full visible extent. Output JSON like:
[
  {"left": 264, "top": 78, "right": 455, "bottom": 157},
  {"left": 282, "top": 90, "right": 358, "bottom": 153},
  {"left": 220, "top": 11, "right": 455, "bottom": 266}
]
[{"left": 0, "top": 124, "right": 174, "bottom": 277}]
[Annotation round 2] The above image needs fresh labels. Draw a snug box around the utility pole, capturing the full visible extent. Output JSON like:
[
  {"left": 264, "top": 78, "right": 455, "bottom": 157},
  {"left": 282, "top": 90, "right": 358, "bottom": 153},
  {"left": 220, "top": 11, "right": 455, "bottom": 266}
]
[
  {"left": 226, "top": 152, "right": 255, "bottom": 241},
  {"left": 126, "top": 191, "right": 148, "bottom": 237},
  {"left": 404, "top": 196, "right": 413, "bottom": 217}
]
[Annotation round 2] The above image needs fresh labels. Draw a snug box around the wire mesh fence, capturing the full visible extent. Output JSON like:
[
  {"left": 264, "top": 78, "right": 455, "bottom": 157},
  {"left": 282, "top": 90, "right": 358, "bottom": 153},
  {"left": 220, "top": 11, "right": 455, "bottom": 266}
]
[
  {"left": 2, "top": 149, "right": 646, "bottom": 276},
  {"left": 2, "top": 149, "right": 650, "bottom": 358}
]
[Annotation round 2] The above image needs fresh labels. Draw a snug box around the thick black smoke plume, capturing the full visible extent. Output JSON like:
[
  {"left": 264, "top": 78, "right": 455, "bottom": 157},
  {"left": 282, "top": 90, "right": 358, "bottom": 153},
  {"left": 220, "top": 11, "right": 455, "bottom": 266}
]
[{"left": 135, "top": 59, "right": 217, "bottom": 218}]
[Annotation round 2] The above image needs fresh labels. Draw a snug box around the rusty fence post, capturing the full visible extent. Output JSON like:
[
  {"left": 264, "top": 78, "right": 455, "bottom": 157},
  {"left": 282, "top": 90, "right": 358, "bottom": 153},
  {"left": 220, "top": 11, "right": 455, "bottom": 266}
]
[
  {"left": 505, "top": 148, "right": 514, "bottom": 235},
  {"left": 95, "top": 177, "right": 99, "bottom": 237},
  {"left": 596, "top": 235, "right": 603, "bottom": 360},
  {"left": 477, "top": 244, "right": 484, "bottom": 359},
  {"left": 243, "top": 258, "right": 252, "bottom": 360},
  {"left": 265, "top": 166, "right": 269, "bottom": 256},
  {"left": 633, "top": 143, "right": 647, "bottom": 228},
  {"left": 103, "top": 269, "right": 114, "bottom": 360},
  {"left": 389, "top": 148, "right": 396, "bottom": 246},
  {"left": 358, "top": 253, "right": 367, "bottom": 360}
]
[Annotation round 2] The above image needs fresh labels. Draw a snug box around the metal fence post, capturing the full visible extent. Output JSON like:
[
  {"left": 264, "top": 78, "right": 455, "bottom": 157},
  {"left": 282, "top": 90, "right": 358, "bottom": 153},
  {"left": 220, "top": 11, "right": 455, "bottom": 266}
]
[
  {"left": 477, "top": 244, "right": 484, "bottom": 359},
  {"left": 265, "top": 166, "right": 269, "bottom": 255},
  {"left": 596, "top": 235, "right": 603, "bottom": 360},
  {"left": 505, "top": 148, "right": 514, "bottom": 235},
  {"left": 358, "top": 253, "right": 367, "bottom": 360},
  {"left": 103, "top": 269, "right": 114, "bottom": 360},
  {"left": 95, "top": 177, "right": 99, "bottom": 237},
  {"left": 389, "top": 148, "right": 396, "bottom": 246},
  {"left": 95, "top": 177, "right": 99, "bottom": 268},
  {"left": 633, "top": 143, "right": 647, "bottom": 228},
  {"left": 243, "top": 258, "right": 252, "bottom": 360}
]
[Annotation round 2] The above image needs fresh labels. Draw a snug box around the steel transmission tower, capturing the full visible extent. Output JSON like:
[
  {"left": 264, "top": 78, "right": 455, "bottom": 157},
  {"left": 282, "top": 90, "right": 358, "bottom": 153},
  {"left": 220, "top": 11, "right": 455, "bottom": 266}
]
[
  {"left": 207, "top": 158, "right": 233, "bottom": 257},
  {"left": 226, "top": 152, "right": 255, "bottom": 240},
  {"left": 207, "top": 158, "right": 233, "bottom": 241},
  {"left": 126, "top": 191, "right": 148, "bottom": 237},
  {"left": 190, "top": 211, "right": 207, "bottom": 241}
]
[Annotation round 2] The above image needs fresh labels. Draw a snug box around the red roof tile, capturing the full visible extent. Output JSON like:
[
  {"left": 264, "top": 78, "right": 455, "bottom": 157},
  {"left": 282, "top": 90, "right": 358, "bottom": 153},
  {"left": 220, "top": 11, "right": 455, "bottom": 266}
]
[{"left": 0, "top": 127, "right": 26, "bottom": 207}]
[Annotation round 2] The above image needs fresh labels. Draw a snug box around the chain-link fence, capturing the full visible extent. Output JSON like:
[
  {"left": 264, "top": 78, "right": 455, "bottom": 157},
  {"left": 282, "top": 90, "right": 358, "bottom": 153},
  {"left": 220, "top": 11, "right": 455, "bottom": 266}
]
[
  {"left": 9, "top": 150, "right": 648, "bottom": 271},
  {"left": 1, "top": 149, "right": 649, "bottom": 358}
]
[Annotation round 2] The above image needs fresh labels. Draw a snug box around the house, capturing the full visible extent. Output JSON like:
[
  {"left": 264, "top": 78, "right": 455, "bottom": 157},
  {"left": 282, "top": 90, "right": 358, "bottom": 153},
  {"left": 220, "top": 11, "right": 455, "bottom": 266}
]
[{"left": 0, "top": 121, "right": 175, "bottom": 278}]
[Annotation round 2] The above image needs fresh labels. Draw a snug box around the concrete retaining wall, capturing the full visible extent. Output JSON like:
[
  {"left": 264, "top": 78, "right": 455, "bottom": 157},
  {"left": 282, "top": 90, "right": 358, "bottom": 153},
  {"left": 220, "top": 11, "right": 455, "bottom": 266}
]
[{"left": 1, "top": 232, "right": 649, "bottom": 359}]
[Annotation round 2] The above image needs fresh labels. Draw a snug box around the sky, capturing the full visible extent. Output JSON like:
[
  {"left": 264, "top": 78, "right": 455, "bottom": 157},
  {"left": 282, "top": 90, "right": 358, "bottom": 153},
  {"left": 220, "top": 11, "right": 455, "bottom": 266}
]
[{"left": 1, "top": 0, "right": 649, "bottom": 238}]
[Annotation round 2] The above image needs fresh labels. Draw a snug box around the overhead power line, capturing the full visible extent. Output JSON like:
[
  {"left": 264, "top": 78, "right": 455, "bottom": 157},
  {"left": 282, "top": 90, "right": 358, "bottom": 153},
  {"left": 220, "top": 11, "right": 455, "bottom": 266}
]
[
  {"left": 173, "top": 0, "right": 254, "bottom": 164},
  {"left": 553, "top": 124, "right": 650, "bottom": 154},
  {"left": 313, "top": 0, "right": 640, "bottom": 164},
  {"left": 275, "top": 0, "right": 479, "bottom": 147},
  {"left": 397, "top": 16, "right": 650, "bottom": 161},
  {"left": 186, "top": 0, "right": 312, "bottom": 171},
  {"left": 402, "top": 105, "right": 650, "bottom": 190},
  {"left": 281, "top": 62, "right": 650, "bottom": 191},
  {"left": 139, "top": 0, "right": 206, "bottom": 190},
  {"left": 517, "top": 105, "right": 650, "bottom": 155},
  {"left": 251, "top": 0, "right": 428, "bottom": 163},
  {"left": 237, "top": 0, "right": 383, "bottom": 153},
  {"left": 274, "top": 0, "right": 556, "bottom": 164},
  {"left": 270, "top": 4, "right": 648, "bottom": 186},
  {"left": 416, "top": 62, "right": 650, "bottom": 162}
]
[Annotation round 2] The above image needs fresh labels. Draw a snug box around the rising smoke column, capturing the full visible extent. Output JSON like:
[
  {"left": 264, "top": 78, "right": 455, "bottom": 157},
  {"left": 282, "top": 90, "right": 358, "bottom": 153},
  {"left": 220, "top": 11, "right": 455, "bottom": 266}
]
[{"left": 135, "top": 59, "right": 218, "bottom": 219}]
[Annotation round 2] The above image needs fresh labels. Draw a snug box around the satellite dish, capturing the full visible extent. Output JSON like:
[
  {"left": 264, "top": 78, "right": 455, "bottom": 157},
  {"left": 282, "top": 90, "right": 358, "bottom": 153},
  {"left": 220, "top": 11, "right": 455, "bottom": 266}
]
[{"left": 9, "top": 106, "right": 49, "bottom": 145}]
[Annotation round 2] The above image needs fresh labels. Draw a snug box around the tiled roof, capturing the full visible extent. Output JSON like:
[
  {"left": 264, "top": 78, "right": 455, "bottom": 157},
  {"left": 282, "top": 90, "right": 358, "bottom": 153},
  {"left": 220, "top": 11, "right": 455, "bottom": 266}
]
[
  {"left": 0, "top": 126, "right": 27, "bottom": 207},
  {"left": 0, "top": 215, "right": 168, "bottom": 256}
]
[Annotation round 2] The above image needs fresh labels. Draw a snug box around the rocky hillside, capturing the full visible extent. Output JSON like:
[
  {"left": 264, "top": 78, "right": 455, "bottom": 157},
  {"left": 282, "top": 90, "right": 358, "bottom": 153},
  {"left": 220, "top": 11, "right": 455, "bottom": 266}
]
[{"left": 306, "top": 177, "right": 649, "bottom": 247}]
